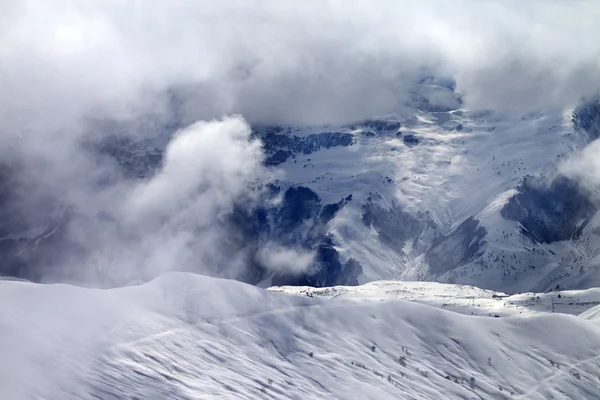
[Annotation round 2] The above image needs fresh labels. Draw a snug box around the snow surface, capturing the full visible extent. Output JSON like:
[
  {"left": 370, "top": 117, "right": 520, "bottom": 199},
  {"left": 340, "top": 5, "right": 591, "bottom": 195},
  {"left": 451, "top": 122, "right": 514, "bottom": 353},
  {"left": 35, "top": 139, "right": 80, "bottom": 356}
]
[
  {"left": 270, "top": 281, "right": 600, "bottom": 318},
  {"left": 260, "top": 82, "right": 593, "bottom": 293},
  {"left": 3, "top": 272, "right": 600, "bottom": 399}
]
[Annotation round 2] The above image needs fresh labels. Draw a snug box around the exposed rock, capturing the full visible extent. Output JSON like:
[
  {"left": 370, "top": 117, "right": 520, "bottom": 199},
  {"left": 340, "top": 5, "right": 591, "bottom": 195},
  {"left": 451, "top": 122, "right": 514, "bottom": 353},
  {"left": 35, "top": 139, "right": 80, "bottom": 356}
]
[
  {"left": 501, "top": 175, "right": 596, "bottom": 243},
  {"left": 573, "top": 96, "right": 600, "bottom": 140},
  {"left": 272, "top": 236, "right": 362, "bottom": 287},
  {"left": 403, "top": 134, "right": 419, "bottom": 146},
  {"left": 348, "top": 119, "right": 401, "bottom": 133},
  {"left": 362, "top": 201, "right": 430, "bottom": 253},
  {"left": 258, "top": 129, "right": 354, "bottom": 166},
  {"left": 426, "top": 217, "right": 487, "bottom": 275},
  {"left": 222, "top": 186, "right": 359, "bottom": 287}
]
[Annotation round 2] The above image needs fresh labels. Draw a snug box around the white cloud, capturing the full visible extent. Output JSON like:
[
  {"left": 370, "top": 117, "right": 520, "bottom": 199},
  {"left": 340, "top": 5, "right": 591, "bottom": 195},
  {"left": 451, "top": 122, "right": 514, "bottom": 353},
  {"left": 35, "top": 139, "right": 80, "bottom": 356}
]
[
  {"left": 2, "top": 0, "right": 599, "bottom": 132},
  {"left": 257, "top": 244, "right": 316, "bottom": 275},
  {"left": 1, "top": 0, "right": 600, "bottom": 284},
  {"left": 559, "top": 138, "right": 600, "bottom": 198},
  {"left": 21, "top": 116, "right": 269, "bottom": 285},
  {"left": 126, "top": 116, "right": 263, "bottom": 225}
]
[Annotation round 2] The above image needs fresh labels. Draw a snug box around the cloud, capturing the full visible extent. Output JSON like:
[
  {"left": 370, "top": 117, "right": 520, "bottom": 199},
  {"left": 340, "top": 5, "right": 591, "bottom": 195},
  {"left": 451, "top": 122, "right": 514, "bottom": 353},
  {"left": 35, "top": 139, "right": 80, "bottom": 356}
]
[
  {"left": 257, "top": 244, "right": 316, "bottom": 275},
  {"left": 111, "top": 116, "right": 266, "bottom": 282},
  {"left": 559, "top": 138, "right": 600, "bottom": 199},
  {"left": 1, "top": 0, "right": 600, "bottom": 285},
  {"left": 2, "top": 0, "right": 599, "bottom": 131},
  {"left": 126, "top": 117, "right": 263, "bottom": 226},
  {"left": 7, "top": 116, "right": 267, "bottom": 286}
]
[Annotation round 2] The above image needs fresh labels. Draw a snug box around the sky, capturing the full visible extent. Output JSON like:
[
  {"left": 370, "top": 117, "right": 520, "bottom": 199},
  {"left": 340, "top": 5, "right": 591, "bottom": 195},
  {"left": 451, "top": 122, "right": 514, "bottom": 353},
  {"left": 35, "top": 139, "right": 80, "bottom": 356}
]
[
  {"left": 0, "top": 0, "right": 599, "bottom": 285},
  {"left": 2, "top": 0, "right": 600, "bottom": 128}
]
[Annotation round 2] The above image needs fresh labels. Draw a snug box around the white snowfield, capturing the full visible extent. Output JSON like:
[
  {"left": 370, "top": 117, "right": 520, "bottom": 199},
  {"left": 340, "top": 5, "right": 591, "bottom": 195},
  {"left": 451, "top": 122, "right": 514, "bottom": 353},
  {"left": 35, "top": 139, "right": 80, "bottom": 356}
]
[
  {"left": 269, "top": 97, "right": 596, "bottom": 294},
  {"left": 2, "top": 273, "right": 600, "bottom": 400},
  {"left": 270, "top": 281, "right": 600, "bottom": 318}
]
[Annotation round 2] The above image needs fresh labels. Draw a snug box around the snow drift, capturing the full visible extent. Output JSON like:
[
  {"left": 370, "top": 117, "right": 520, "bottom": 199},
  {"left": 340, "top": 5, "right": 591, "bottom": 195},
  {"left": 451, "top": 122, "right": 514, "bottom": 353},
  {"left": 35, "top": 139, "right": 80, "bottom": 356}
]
[{"left": 2, "top": 273, "right": 600, "bottom": 399}]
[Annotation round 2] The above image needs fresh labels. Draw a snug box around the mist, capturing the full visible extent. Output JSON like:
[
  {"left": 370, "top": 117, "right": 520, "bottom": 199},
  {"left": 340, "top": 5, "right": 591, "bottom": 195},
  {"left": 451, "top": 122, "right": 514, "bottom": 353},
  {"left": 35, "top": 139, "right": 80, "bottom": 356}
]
[
  {"left": 1, "top": 0, "right": 600, "bottom": 285},
  {"left": 560, "top": 136, "right": 600, "bottom": 200}
]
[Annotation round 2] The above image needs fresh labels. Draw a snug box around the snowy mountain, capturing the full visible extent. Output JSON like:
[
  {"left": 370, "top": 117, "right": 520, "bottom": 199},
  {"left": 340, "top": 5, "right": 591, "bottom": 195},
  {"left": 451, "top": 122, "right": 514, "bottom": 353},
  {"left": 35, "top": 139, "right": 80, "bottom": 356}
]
[
  {"left": 222, "top": 85, "right": 600, "bottom": 293},
  {"left": 248, "top": 88, "right": 600, "bottom": 293},
  {"left": 2, "top": 81, "right": 600, "bottom": 293},
  {"left": 5, "top": 2, "right": 600, "bottom": 400},
  {"left": 2, "top": 272, "right": 600, "bottom": 400}
]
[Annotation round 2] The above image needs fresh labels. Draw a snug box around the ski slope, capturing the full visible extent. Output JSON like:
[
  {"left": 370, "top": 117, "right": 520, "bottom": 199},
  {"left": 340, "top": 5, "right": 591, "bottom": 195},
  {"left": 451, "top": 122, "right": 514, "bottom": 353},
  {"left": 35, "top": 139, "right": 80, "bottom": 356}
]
[{"left": 3, "top": 272, "right": 600, "bottom": 399}]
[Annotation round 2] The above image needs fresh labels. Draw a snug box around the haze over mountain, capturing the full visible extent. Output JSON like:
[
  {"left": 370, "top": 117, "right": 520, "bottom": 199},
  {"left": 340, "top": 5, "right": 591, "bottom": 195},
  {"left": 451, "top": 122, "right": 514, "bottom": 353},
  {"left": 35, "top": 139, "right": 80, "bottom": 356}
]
[{"left": 1, "top": 1, "right": 600, "bottom": 399}]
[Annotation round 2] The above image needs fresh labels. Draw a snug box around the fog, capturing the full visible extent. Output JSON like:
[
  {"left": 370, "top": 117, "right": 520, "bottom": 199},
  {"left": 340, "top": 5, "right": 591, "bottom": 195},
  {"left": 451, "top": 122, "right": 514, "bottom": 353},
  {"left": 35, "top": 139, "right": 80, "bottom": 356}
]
[
  {"left": 0, "top": 0, "right": 599, "bottom": 285},
  {"left": 561, "top": 135, "right": 600, "bottom": 200}
]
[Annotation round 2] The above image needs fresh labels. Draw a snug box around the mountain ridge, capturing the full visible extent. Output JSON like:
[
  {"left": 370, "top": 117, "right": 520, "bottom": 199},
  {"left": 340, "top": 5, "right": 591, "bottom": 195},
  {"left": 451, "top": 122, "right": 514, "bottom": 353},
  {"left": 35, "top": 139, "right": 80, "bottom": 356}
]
[{"left": 1, "top": 83, "right": 600, "bottom": 293}]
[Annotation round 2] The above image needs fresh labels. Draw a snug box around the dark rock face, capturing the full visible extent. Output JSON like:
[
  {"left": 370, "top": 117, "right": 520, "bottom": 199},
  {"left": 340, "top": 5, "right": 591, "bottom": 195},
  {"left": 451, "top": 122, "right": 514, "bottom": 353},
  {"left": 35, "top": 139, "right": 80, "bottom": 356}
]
[
  {"left": 501, "top": 175, "right": 596, "bottom": 244},
  {"left": 425, "top": 217, "right": 487, "bottom": 275},
  {"left": 347, "top": 119, "right": 401, "bottom": 134},
  {"left": 361, "top": 201, "right": 432, "bottom": 253},
  {"left": 216, "top": 203, "right": 271, "bottom": 285},
  {"left": 264, "top": 150, "right": 294, "bottom": 166},
  {"left": 222, "top": 186, "right": 362, "bottom": 287},
  {"left": 258, "top": 129, "right": 355, "bottom": 166},
  {"left": 275, "top": 187, "right": 321, "bottom": 233},
  {"left": 402, "top": 134, "right": 419, "bottom": 146},
  {"left": 573, "top": 96, "right": 600, "bottom": 141},
  {"left": 272, "top": 237, "right": 362, "bottom": 287},
  {"left": 258, "top": 120, "right": 404, "bottom": 167},
  {"left": 320, "top": 195, "right": 352, "bottom": 225}
]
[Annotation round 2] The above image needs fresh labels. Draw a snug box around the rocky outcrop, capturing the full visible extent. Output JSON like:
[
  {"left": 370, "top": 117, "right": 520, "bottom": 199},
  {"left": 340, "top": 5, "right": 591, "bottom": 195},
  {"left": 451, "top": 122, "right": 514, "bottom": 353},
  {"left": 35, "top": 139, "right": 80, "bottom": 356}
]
[
  {"left": 222, "top": 186, "right": 361, "bottom": 287},
  {"left": 501, "top": 175, "right": 596, "bottom": 244},
  {"left": 362, "top": 200, "right": 433, "bottom": 253},
  {"left": 402, "top": 134, "right": 419, "bottom": 146},
  {"left": 258, "top": 129, "right": 355, "bottom": 166},
  {"left": 573, "top": 96, "right": 600, "bottom": 141},
  {"left": 425, "top": 217, "right": 487, "bottom": 275}
]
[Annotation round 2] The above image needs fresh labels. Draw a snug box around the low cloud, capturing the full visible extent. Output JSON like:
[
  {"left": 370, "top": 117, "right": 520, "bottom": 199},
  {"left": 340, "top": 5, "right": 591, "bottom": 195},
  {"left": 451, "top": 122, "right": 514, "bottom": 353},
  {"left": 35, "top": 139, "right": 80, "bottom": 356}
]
[
  {"left": 0, "top": 1, "right": 599, "bottom": 285},
  {"left": 43, "top": 116, "right": 268, "bottom": 285},
  {"left": 2, "top": 1, "right": 599, "bottom": 132},
  {"left": 257, "top": 244, "right": 316, "bottom": 275},
  {"left": 559, "top": 138, "right": 600, "bottom": 200},
  {"left": 126, "top": 117, "right": 263, "bottom": 225}
]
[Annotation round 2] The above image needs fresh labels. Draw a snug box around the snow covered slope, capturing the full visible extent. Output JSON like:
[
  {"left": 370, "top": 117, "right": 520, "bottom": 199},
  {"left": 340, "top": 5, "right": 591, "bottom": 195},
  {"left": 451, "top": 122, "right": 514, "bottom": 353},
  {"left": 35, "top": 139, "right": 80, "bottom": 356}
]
[
  {"left": 3, "top": 273, "right": 600, "bottom": 400},
  {"left": 270, "top": 281, "right": 600, "bottom": 318},
  {"left": 2, "top": 82, "right": 600, "bottom": 294},
  {"left": 251, "top": 88, "right": 600, "bottom": 293}
]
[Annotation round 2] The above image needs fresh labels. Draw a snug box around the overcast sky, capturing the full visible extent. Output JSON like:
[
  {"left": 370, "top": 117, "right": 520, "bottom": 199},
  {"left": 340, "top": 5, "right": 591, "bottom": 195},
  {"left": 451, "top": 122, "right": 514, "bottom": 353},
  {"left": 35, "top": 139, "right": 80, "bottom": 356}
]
[{"left": 2, "top": 0, "right": 599, "bottom": 129}]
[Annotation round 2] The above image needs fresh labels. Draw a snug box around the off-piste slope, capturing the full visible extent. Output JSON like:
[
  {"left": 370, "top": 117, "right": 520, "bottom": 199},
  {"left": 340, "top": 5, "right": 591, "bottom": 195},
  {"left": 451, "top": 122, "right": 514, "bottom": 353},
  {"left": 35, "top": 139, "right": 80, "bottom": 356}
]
[{"left": 2, "top": 273, "right": 600, "bottom": 399}]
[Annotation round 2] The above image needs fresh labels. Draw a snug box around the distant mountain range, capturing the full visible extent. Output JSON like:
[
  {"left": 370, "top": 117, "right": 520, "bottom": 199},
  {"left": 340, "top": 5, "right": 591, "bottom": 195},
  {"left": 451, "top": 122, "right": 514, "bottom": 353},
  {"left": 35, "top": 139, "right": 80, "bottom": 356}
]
[{"left": 2, "top": 80, "right": 600, "bottom": 294}]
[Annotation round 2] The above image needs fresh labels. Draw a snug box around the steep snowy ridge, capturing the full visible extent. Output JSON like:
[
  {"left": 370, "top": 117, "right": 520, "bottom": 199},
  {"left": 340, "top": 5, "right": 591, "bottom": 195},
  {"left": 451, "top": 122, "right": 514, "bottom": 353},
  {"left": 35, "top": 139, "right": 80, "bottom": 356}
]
[{"left": 2, "top": 273, "right": 600, "bottom": 400}]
